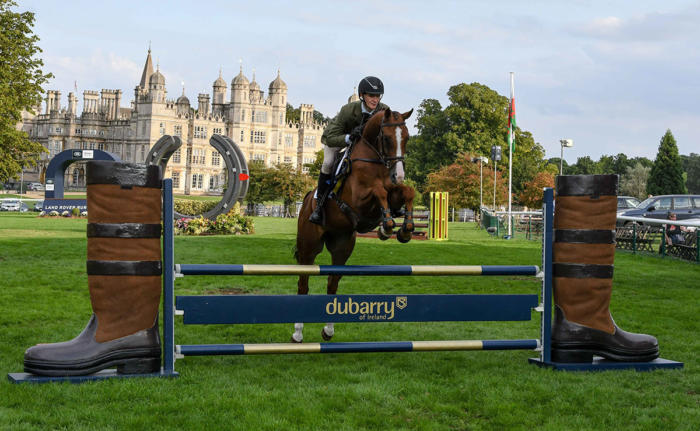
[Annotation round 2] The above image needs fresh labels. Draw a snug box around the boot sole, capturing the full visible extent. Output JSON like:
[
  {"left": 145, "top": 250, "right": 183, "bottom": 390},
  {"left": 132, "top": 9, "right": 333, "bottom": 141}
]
[
  {"left": 24, "top": 348, "right": 161, "bottom": 377},
  {"left": 552, "top": 345, "right": 659, "bottom": 363}
]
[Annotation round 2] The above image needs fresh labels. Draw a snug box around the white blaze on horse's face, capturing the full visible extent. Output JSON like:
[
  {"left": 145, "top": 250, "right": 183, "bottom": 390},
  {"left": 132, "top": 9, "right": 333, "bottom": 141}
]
[{"left": 393, "top": 126, "right": 405, "bottom": 184}]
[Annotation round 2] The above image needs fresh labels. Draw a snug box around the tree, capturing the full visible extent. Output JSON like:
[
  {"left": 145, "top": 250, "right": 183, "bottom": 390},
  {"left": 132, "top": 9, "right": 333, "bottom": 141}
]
[
  {"left": 569, "top": 156, "right": 599, "bottom": 175},
  {"left": 647, "top": 129, "right": 686, "bottom": 196},
  {"left": 285, "top": 103, "right": 328, "bottom": 124},
  {"left": 285, "top": 104, "right": 300, "bottom": 123},
  {"left": 243, "top": 161, "right": 276, "bottom": 211},
  {"left": 620, "top": 163, "right": 651, "bottom": 200},
  {"left": 0, "top": 0, "right": 53, "bottom": 182},
  {"left": 517, "top": 172, "right": 555, "bottom": 209},
  {"left": 313, "top": 110, "right": 330, "bottom": 124},
  {"left": 548, "top": 157, "right": 569, "bottom": 175},
  {"left": 264, "top": 163, "right": 314, "bottom": 217},
  {"left": 629, "top": 156, "right": 653, "bottom": 169},
  {"left": 405, "top": 82, "right": 548, "bottom": 198},
  {"left": 305, "top": 150, "right": 323, "bottom": 178},
  {"left": 680, "top": 153, "right": 700, "bottom": 194},
  {"left": 424, "top": 153, "right": 508, "bottom": 211}
]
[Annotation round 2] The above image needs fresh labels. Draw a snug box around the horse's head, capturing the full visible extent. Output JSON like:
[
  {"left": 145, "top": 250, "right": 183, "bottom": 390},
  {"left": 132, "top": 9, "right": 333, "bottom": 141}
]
[{"left": 362, "top": 108, "right": 413, "bottom": 184}]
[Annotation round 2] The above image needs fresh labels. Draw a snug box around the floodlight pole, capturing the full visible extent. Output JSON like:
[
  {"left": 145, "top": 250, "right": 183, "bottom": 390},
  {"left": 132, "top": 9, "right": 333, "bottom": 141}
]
[{"left": 559, "top": 139, "right": 573, "bottom": 175}]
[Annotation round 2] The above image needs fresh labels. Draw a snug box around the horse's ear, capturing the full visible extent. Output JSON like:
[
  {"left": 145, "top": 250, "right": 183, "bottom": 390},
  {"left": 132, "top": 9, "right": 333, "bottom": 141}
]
[
  {"left": 402, "top": 109, "right": 414, "bottom": 120},
  {"left": 384, "top": 109, "right": 392, "bottom": 119}
]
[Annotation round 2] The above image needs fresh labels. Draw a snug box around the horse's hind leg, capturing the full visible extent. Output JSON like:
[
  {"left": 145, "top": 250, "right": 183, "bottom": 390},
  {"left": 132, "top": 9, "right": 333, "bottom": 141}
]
[{"left": 321, "top": 232, "right": 356, "bottom": 341}]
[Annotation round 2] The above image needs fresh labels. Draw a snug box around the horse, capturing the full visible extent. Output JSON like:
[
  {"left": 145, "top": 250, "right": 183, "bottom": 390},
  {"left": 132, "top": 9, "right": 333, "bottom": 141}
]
[{"left": 292, "top": 108, "right": 415, "bottom": 343}]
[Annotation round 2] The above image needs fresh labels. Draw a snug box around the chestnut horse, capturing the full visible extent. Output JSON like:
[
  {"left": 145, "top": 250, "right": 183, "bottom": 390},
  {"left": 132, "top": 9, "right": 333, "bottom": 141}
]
[{"left": 293, "top": 108, "right": 415, "bottom": 342}]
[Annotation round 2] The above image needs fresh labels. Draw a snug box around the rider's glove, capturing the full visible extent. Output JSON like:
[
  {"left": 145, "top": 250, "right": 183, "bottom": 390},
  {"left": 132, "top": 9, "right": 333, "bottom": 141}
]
[{"left": 349, "top": 125, "right": 364, "bottom": 142}]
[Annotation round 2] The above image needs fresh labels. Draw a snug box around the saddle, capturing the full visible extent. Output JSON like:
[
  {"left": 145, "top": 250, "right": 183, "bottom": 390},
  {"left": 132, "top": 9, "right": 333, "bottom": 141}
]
[{"left": 321, "top": 144, "right": 383, "bottom": 233}]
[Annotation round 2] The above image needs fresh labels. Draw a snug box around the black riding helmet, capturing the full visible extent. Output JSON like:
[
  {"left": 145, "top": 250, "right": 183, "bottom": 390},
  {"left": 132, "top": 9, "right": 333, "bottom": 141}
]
[{"left": 358, "top": 76, "right": 384, "bottom": 99}]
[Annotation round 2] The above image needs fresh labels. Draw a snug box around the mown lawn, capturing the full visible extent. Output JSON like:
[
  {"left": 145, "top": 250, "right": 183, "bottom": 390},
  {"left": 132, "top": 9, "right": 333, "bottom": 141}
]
[{"left": 1, "top": 212, "right": 698, "bottom": 430}]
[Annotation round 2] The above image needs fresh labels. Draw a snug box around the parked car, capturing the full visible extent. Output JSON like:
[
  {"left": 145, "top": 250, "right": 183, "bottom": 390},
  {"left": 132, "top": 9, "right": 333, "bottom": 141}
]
[
  {"left": 617, "top": 196, "right": 640, "bottom": 212},
  {"left": 1, "top": 199, "right": 21, "bottom": 211},
  {"left": 620, "top": 194, "right": 700, "bottom": 225},
  {"left": 27, "top": 182, "right": 44, "bottom": 191},
  {"left": 615, "top": 196, "right": 641, "bottom": 227},
  {"left": 34, "top": 200, "right": 44, "bottom": 212}
]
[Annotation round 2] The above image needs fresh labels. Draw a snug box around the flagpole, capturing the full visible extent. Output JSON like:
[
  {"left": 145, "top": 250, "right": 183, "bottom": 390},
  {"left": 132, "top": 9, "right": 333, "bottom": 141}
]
[{"left": 507, "top": 72, "right": 514, "bottom": 237}]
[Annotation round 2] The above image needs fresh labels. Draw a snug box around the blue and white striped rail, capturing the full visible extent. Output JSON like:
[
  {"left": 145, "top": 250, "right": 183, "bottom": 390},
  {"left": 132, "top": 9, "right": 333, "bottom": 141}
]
[
  {"left": 175, "top": 264, "right": 540, "bottom": 277},
  {"left": 177, "top": 339, "right": 540, "bottom": 356}
]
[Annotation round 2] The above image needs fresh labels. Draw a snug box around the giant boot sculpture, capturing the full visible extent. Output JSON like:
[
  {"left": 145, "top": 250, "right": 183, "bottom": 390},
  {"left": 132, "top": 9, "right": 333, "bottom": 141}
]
[
  {"left": 552, "top": 174, "right": 659, "bottom": 363},
  {"left": 24, "top": 161, "right": 163, "bottom": 376}
]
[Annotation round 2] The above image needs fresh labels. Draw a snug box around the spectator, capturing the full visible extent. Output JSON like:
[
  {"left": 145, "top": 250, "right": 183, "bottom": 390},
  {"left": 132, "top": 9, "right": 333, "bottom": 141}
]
[{"left": 665, "top": 211, "right": 687, "bottom": 246}]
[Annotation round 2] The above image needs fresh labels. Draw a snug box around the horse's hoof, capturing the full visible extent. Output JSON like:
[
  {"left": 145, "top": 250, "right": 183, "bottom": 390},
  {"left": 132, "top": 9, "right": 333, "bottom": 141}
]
[
  {"left": 397, "top": 229, "right": 412, "bottom": 243},
  {"left": 290, "top": 336, "right": 302, "bottom": 344},
  {"left": 378, "top": 228, "right": 391, "bottom": 241},
  {"left": 321, "top": 328, "right": 333, "bottom": 341}
]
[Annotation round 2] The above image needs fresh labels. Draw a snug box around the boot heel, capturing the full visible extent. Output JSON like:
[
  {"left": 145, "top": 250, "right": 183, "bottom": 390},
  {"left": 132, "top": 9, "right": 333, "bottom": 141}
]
[
  {"left": 551, "top": 349, "right": 593, "bottom": 363},
  {"left": 117, "top": 357, "right": 161, "bottom": 374}
]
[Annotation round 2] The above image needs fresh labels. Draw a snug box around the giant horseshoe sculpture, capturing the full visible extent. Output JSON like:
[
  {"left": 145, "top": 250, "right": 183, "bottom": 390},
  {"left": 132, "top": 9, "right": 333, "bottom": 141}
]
[{"left": 146, "top": 134, "right": 249, "bottom": 220}]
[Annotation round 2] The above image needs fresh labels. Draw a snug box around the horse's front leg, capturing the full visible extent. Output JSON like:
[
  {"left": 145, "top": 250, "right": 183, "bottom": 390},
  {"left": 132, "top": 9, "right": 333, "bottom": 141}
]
[
  {"left": 291, "top": 276, "right": 309, "bottom": 343},
  {"left": 372, "top": 185, "right": 395, "bottom": 240},
  {"left": 292, "top": 197, "right": 324, "bottom": 343},
  {"left": 390, "top": 185, "right": 416, "bottom": 243},
  {"left": 321, "top": 232, "right": 356, "bottom": 341}
]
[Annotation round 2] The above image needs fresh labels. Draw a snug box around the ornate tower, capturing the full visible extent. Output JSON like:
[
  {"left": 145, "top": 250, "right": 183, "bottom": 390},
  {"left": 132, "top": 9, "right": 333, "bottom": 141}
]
[
  {"left": 212, "top": 69, "right": 227, "bottom": 117},
  {"left": 231, "top": 65, "right": 249, "bottom": 123},
  {"left": 148, "top": 65, "right": 166, "bottom": 103},
  {"left": 198, "top": 93, "right": 210, "bottom": 115},
  {"left": 176, "top": 86, "right": 190, "bottom": 116},
  {"left": 248, "top": 71, "right": 261, "bottom": 104}
]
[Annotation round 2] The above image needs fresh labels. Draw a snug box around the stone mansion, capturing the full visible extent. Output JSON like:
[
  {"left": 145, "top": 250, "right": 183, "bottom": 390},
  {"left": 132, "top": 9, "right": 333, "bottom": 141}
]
[{"left": 18, "top": 49, "right": 327, "bottom": 194}]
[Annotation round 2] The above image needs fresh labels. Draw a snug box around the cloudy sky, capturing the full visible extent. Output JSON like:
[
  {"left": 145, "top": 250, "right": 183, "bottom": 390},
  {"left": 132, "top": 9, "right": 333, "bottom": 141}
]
[{"left": 22, "top": 0, "right": 700, "bottom": 163}]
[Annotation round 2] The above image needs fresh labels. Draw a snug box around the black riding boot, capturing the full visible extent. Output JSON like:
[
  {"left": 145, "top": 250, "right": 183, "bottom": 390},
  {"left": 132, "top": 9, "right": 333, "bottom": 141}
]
[{"left": 309, "top": 173, "right": 332, "bottom": 225}]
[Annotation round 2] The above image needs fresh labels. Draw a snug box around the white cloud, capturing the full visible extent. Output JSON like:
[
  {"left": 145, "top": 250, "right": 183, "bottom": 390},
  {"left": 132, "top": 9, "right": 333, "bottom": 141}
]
[{"left": 583, "top": 16, "right": 623, "bottom": 36}]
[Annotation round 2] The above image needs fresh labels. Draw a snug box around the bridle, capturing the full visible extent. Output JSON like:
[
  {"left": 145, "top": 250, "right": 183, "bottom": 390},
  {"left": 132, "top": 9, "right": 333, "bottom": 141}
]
[{"left": 351, "top": 118, "right": 406, "bottom": 169}]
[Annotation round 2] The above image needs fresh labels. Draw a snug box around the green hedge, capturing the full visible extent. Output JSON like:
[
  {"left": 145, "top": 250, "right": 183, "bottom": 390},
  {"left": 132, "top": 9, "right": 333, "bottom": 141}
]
[{"left": 174, "top": 198, "right": 219, "bottom": 215}]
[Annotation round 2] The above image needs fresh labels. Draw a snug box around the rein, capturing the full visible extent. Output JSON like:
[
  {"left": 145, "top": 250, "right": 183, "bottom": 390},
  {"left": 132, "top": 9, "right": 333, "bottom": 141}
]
[{"left": 351, "top": 119, "right": 406, "bottom": 169}]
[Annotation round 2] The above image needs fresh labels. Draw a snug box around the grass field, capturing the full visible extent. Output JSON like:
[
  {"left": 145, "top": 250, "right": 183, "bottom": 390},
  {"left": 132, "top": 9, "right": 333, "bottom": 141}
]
[{"left": 1, "top": 212, "right": 698, "bottom": 430}]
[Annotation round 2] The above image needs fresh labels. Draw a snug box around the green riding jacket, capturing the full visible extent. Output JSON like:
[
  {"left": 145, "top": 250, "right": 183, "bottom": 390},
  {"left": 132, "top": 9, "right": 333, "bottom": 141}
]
[{"left": 321, "top": 100, "right": 389, "bottom": 148}]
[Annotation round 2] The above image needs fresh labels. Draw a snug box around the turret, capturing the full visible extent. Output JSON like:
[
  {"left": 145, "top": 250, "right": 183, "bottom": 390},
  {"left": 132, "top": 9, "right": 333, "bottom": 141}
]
[
  {"left": 148, "top": 64, "right": 166, "bottom": 103},
  {"left": 176, "top": 86, "right": 190, "bottom": 116},
  {"left": 213, "top": 69, "right": 227, "bottom": 104},
  {"left": 249, "top": 70, "right": 261, "bottom": 104},
  {"left": 83, "top": 90, "right": 99, "bottom": 114},
  {"left": 231, "top": 65, "right": 249, "bottom": 104},
  {"left": 268, "top": 69, "right": 287, "bottom": 107},
  {"left": 198, "top": 93, "right": 210, "bottom": 116}
]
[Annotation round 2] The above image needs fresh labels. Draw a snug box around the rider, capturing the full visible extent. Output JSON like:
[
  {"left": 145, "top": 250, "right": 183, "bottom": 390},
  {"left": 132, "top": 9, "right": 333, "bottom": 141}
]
[{"left": 309, "top": 76, "right": 389, "bottom": 225}]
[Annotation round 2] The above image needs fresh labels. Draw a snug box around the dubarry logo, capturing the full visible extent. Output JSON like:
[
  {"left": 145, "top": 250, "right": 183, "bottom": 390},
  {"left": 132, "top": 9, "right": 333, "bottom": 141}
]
[
  {"left": 325, "top": 297, "right": 406, "bottom": 320},
  {"left": 396, "top": 296, "right": 407, "bottom": 310}
]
